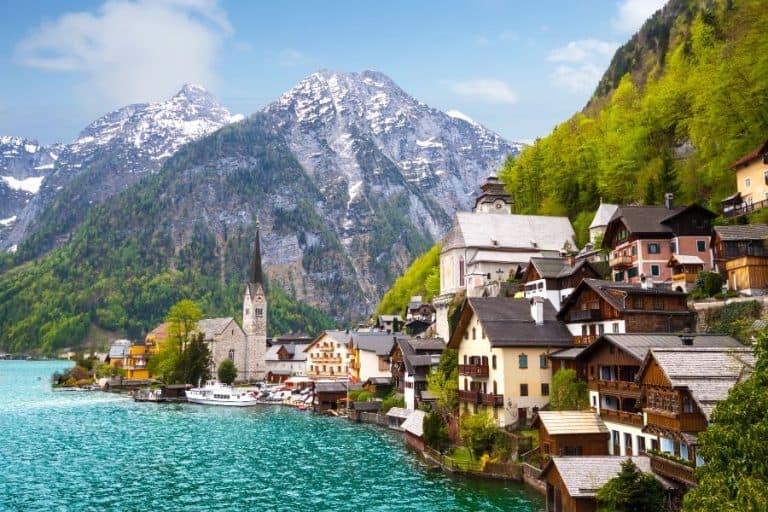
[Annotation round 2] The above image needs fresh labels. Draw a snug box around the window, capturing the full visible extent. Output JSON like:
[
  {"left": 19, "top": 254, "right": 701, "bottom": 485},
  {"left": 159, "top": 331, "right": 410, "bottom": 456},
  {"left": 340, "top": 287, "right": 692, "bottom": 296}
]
[
  {"left": 637, "top": 436, "right": 646, "bottom": 454},
  {"left": 492, "top": 355, "right": 497, "bottom": 369},
  {"left": 228, "top": 349, "right": 235, "bottom": 360},
  {"left": 539, "top": 354, "right": 548, "bottom": 369},
  {"left": 630, "top": 245, "right": 637, "bottom": 256},
  {"left": 670, "top": 241, "right": 677, "bottom": 254},
  {"left": 648, "top": 243, "right": 660, "bottom": 254},
  {"left": 650, "top": 264, "right": 660, "bottom": 277},
  {"left": 472, "top": 327, "right": 476, "bottom": 340},
  {"left": 612, "top": 322, "right": 620, "bottom": 333},
  {"left": 627, "top": 267, "right": 638, "bottom": 279},
  {"left": 592, "top": 395, "right": 597, "bottom": 407},
  {"left": 520, "top": 384, "right": 528, "bottom": 396},
  {"left": 745, "top": 177, "right": 752, "bottom": 188},
  {"left": 764, "top": 170, "right": 768, "bottom": 185},
  {"left": 459, "top": 258, "right": 465, "bottom": 286},
  {"left": 541, "top": 383, "right": 549, "bottom": 396},
  {"left": 519, "top": 354, "right": 528, "bottom": 369},
  {"left": 463, "top": 355, "right": 468, "bottom": 364},
  {"left": 615, "top": 271, "right": 624, "bottom": 282},
  {"left": 463, "top": 331, "right": 468, "bottom": 340},
  {"left": 697, "top": 240, "right": 706, "bottom": 252},
  {"left": 598, "top": 324, "right": 605, "bottom": 335},
  {"left": 255, "top": 307, "right": 263, "bottom": 317}
]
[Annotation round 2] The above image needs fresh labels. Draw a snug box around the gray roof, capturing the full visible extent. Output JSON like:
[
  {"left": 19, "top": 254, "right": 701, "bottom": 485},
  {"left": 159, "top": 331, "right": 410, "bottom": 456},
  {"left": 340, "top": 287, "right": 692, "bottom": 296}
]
[
  {"left": 550, "top": 347, "right": 587, "bottom": 360},
  {"left": 365, "top": 377, "right": 392, "bottom": 385},
  {"left": 198, "top": 318, "right": 237, "bottom": 339},
  {"left": 542, "top": 457, "right": 674, "bottom": 497},
  {"left": 352, "top": 332, "right": 397, "bottom": 356},
  {"left": 306, "top": 330, "right": 352, "bottom": 351},
  {"left": 584, "top": 333, "right": 744, "bottom": 362},
  {"left": 442, "top": 211, "right": 576, "bottom": 253},
  {"left": 589, "top": 203, "right": 619, "bottom": 229},
  {"left": 528, "top": 257, "right": 598, "bottom": 280},
  {"left": 265, "top": 343, "right": 309, "bottom": 362},
  {"left": 314, "top": 381, "right": 348, "bottom": 393},
  {"left": 351, "top": 401, "right": 381, "bottom": 412},
  {"left": 386, "top": 407, "right": 413, "bottom": 419},
  {"left": 108, "top": 339, "right": 131, "bottom": 359},
  {"left": 401, "top": 409, "right": 426, "bottom": 437},
  {"left": 396, "top": 337, "right": 445, "bottom": 376},
  {"left": 714, "top": 224, "right": 768, "bottom": 241},
  {"left": 645, "top": 347, "right": 755, "bottom": 419},
  {"left": 606, "top": 204, "right": 715, "bottom": 238},
  {"left": 463, "top": 297, "right": 573, "bottom": 347}
]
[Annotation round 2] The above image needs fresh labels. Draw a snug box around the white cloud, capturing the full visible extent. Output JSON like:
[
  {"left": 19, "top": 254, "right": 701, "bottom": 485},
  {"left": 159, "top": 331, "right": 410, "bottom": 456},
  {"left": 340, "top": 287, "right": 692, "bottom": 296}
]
[
  {"left": 15, "top": 0, "right": 231, "bottom": 106},
  {"left": 551, "top": 64, "right": 604, "bottom": 93},
  {"left": 277, "top": 48, "right": 305, "bottom": 67},
  {"left": 611, "top": 0, "right": 667, "bottom": 34},
  {"left": 451, "top": 79, "right": 518, "bottom": 105},
  {"left": 548, "top": 39, "right": 619, "bottom": 63}
]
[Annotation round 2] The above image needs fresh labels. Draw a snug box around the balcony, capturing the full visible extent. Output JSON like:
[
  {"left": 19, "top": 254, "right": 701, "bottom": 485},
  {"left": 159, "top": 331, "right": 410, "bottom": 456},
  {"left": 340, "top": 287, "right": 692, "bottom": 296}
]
[
  {"left": 648, "top": 453, "right": 697, "bottom": 486},
  {"left": 672, "top": 272, "right": 698, "bottom": 283},
  {"left": 598, "top": 380, "right": 640, "bottom": 396},
  {"left": 313, "top": 356, "right": 342, "bottom": 364},
  {"left": 481, "top": 393, "right": 504, "bottom": 407},
  {"left": 573, "top": 334, "right": 597, "bottom": 346},
  {"left": 458, "top": 390, "right": 480, "bottom": 404},
  {"left": 645, "top": 409, "right": 708, "bottom": 433},
  {"left": 723, "top": 198, "right": 768, "bottom": 218},
  {"left": 609, "top": 255, "right": 634, "bottom": 269},
  {"left": 570, "top": 309, "right": 602, "bottom": 322},
  {"left": 599, "top": 408, "right": 643, "bottom": 427},
  {"left": 458, "top": 364, "right": 489, "bottom": 378}
]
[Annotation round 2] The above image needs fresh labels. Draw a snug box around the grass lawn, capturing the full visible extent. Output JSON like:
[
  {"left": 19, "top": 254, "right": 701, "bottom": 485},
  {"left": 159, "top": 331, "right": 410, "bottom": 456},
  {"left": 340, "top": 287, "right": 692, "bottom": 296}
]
[
  {"left": 450, "top": 446, "right": 474, "bottom": 463},
  {"left": 519, "top": 429, "right": 540, "bottom": 447}
]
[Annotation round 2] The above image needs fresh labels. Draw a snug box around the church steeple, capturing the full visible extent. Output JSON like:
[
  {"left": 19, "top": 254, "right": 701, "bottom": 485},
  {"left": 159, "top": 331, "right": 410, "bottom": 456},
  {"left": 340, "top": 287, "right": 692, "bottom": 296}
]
[{"left": 249, "top": 222, "right": 263, "bottom": 286}]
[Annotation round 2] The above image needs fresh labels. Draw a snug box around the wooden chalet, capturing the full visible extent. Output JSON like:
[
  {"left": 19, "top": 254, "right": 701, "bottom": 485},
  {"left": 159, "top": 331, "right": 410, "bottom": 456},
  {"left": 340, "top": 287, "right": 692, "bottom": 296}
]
[
  {"left": 532, "top": 411, "right": 609, "bottom": 459},
  {"left": 390, "top": 338, "right": 444, "bottom": 410},
  {"left": 636, "top": 346, "right": 755, "bottom": 487},
  {"left": 522, "top": 257, "right": 602, "bottom": 311},
  {"left": 713, "top": 224, "right": 768, "bottom": 295},
  {"left": 556, "top": 279, "right": 694, "bottom": 346}
]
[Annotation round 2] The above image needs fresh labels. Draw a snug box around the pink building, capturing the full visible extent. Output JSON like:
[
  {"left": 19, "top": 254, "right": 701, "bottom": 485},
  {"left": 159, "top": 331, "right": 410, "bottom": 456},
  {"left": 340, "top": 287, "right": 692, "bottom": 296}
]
[{"left": 602, "top": 199, "right": 716, "bottom": 284}]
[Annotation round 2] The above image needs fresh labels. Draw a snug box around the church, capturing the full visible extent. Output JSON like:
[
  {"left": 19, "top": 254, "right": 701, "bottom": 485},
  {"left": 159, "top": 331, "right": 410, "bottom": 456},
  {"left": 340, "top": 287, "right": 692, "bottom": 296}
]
[{"left": 200, "top": 226, "right": 267, "bottom": 381}]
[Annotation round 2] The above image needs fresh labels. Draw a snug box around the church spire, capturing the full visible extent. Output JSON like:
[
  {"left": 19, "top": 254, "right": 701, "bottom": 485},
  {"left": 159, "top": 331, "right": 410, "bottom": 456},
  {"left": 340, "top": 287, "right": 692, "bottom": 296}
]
[{"left": 249, "top": 221, "right": 263, "bottom": 286}]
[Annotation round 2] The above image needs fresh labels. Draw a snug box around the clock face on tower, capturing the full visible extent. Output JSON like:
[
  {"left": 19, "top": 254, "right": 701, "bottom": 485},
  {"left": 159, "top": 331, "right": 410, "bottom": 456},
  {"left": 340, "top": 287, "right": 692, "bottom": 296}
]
[{"left": 494, "top": 199, "right": 504, "bottom": 210}]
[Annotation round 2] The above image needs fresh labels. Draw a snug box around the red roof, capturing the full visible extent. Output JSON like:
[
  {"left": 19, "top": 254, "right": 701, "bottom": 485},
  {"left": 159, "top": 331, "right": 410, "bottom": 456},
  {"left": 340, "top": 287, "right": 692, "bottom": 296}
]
[{"left": 728, "top": 139, "right": 768, "bottom": 170}]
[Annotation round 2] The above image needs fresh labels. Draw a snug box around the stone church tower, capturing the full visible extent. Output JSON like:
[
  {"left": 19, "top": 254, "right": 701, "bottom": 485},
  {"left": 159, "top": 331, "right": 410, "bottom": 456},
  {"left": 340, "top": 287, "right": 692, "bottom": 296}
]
[{"left": 242, "top": 225, "right": 267, "bottom": 381}]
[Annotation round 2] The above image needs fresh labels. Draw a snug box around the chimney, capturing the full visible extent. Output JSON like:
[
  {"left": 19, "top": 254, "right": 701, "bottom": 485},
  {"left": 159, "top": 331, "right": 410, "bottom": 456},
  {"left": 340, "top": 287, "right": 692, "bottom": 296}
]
[
  {"left": 640, "top": 274, "right": 653, "bottom": 289},
  {"left": 664, "top": 192, "right": 674, "bottom": 209},
  {"left": 530, "top": 297, "right": 545, "bottom": 326},
  {"left": 565, "top": 255, "right": 575, "bottom": 267},
  {"left": 680, "top": 331, "right": 694, "bottom": 346}
]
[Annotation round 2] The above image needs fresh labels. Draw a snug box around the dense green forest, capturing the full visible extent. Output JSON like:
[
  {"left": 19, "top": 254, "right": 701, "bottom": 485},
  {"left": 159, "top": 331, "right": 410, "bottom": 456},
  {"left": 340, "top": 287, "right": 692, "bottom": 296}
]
[
  {"left": 374, "top": 243, "right": 440, "bottom": 317},
  {"left": 499, "top": 0, "right": 768, "bottom": 243}
]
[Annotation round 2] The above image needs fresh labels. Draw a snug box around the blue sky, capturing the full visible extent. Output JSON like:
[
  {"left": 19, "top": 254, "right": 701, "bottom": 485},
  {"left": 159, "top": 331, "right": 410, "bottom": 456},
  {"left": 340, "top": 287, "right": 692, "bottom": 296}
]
[{"left": 0, "top": 0, "right": 666, "bottom": 145}]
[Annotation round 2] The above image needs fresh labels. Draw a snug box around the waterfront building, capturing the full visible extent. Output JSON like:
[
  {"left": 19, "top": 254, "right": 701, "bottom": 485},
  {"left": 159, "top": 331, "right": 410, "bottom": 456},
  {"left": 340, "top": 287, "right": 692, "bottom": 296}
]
[
  {"left": 433, "top": 175, "right": 577, "bottom": 341},
  {"left": 391, "top": 337, "right": 444, "bottom": 410},
  {"left": 305, "top": 330, "right": 354, "bottom": 380},
  {"left": 448, "top": 297, "right": 573, "bottom": 427},
  {"left": 556, "top": 279, "right": 695, "bottom": 346},
  {"left": 198, "top": 317, "right": 249, "bottom": 381},
  {"left": 522, "top": 257, "right": 602, "bottom": 311},
  {"left": 264, "top": 343, "right": 309, "bottom": 383},
  {"left": 602, "top": 199, "right": 716, "bottom": 284},
  {"left": 532, "top": 411, "right": 609, "bottom": 459}
]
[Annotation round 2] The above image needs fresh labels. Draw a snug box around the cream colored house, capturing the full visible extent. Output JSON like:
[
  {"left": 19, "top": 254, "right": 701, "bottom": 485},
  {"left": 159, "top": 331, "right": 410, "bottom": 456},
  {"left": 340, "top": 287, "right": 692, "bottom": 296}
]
[
  {"left": 350, "top": 332, "right": 397, "bottom": 383},
  {"left": 448, "top": 297, "right": 573, "bottom": 427},
  {"left": 304, "top": 330, "right": 354, "bottom": 380},
  {"left": 723, "top": 139, "right": 768, "bottom": 216}
]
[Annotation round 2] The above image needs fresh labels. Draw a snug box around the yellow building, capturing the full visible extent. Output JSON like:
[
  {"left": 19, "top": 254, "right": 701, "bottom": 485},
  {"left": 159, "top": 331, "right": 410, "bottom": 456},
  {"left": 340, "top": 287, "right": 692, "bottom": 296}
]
[
  {"left": 304, "top": 330, "right": 354, "bottom": 380},
  {"left": 108, "top": 323, "right": 168, "bottom": 380},
  {"left": 448, "top": 297, "right": 572, "bottom": 427},
  {"left": 723, "top": 140, "right": 768, "bottom": 216}
]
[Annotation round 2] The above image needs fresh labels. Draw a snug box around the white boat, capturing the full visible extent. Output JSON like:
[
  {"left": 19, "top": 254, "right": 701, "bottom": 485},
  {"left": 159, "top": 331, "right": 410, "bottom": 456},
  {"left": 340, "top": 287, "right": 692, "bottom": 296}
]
[{"left": 185, "top": 381, "right": 259, "bottom": 407}]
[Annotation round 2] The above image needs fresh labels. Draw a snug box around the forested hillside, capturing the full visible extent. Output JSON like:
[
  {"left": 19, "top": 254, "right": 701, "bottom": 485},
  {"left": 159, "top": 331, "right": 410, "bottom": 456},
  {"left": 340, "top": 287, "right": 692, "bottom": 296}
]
[
  {"left": 374, "top": 244, "right": 441, "bottom": 317},
  {"left": 500, "top": 0, "right": 768, "bottom": 243}
]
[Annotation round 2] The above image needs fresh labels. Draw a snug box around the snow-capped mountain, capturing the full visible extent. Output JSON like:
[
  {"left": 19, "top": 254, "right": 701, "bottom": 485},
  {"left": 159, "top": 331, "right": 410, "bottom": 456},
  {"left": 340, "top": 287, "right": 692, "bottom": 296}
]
[{"left": 0, "top": 84, "right": 241, "bottom": 253}]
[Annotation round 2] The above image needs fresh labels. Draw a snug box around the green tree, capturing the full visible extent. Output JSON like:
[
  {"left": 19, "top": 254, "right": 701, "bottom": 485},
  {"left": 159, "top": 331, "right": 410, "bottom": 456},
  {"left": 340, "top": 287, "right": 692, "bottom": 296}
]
[
  {"left": 423, "top": 411, "right": 450, "bottom": 453},
  {"left": 426, "top": 349, "right": 459, "bottom": 421},
  {"left": 550, "top": 369, "right": 589, "bottom": 410},
  {"left": 459, "top": 411, "right": 498, "bottom": 459},
  {"left": 181, "top": 331, "right": 212, "bottom": 385},
  {"left": 166, "top": 299, "right": 203, "bottom": 351},
  {"left": 217, "top": 358, "right": 237, "bottom": 385},
  {"left": 596, "top": 458, "right": 666, "bottom": 512},
  {"left": 683, "top": 332, "right": 768, "bottom": 511}
]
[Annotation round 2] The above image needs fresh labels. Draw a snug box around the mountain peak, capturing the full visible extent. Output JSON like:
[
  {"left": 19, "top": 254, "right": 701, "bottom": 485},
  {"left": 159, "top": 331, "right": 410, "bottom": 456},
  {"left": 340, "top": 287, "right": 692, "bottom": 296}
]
[{"left": 173, "top": 83, "right": 217, "bottom": 104}]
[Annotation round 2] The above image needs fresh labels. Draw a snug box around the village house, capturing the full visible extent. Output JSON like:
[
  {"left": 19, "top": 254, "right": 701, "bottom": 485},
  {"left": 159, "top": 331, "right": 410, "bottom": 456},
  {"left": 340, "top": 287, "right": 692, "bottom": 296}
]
[
  {"left": 713, "top": 224, "right": 768, "bottom": 295},
  {"left": 556, "top": 279, "right": 695, "bottom": 346},
  {"left": 448, "top": 297, "right": 573, "bottom": 427},
  {"left": 522, "top": 256, "right": 602, "bottom": 311},
  {"left": 532, "top": 411, "right": 609, "bottom": 458},
  {"left": 666, "top": 254, "right": 705, "bottom": 293},
  {"left": 375, "top": 315, "right": 403, "bottom": 334},
  {"left": 540, "top": 456, "right": 674, "bottom": 512},
  {"left": 350, "top": 331, "right": 398, "bottom": 383},
  {"left": 313, "top": 380, "right": 358, "bottom": 412},
  {"left": 391, "top": 337, "right": 444, "bottom": 410},
  {"left": 602, "top": 198, "right": 716, "bottom": 284},
  {"left": 433, "top": 175, "right": 577, "bottom": 341},
  {"left": 404, "top": 296, "right": 436, "bottom": 336},
  {"left": 562, "top": 333, "right": 743, "bottom": 460},
  {"left": 636, "top": 345, "right": 755, "bottom": 487},
  {"left": 304, "top": 330, "right": 353, "bottom": 380},
  {"left": 264, "top": 343, "right": 309, "bottom": 383},
  {"left": 721, "top": 138, "right": 768, "bottom": 217}
]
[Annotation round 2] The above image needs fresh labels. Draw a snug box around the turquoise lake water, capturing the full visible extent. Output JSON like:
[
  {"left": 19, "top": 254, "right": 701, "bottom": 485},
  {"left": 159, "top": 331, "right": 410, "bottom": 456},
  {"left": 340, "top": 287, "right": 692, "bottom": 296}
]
[{"left": 0, "top": 361, "right": 544, "bottom": 511}]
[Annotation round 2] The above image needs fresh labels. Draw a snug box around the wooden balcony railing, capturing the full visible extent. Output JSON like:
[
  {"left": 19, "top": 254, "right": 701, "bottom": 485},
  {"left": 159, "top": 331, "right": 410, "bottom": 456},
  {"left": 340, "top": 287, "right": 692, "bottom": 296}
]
[
  {"left": 672, "top": 272, "right": 698, "bottom": 283},
  {"left": 648, "top": 453, "right": 697, "bottom": 486},
  {"left": 458, "top": 364, "right": 489, "bottom": 378},
  {"left": 644, "top": 409, "right": 708, "bottom": 433},
  {"left": 723, "top": 198, "right": 768, "bottom": 218},
  {"left": 313, "top": 356, "right": 342, "bottom": 363},
  {"left": 598, "top": 379, "right": 640, "bottom": 396},
  {"left": 600, "top": 408, "right": 644, "bottom": 427},
  {"left": 481, "top": 393, "right": 504, "bottom": 407},
  {"left": 570, "top": 309, "right": 602, "bottom": 322},
  {"left": 609, "top": 255, "right": 634, "bottom": 269},
  {"left": 458, "top": 390, "right": 480, "bottom": 404},
  {"left": 573, "top": 334, "right": 597, "bottom": 346}
]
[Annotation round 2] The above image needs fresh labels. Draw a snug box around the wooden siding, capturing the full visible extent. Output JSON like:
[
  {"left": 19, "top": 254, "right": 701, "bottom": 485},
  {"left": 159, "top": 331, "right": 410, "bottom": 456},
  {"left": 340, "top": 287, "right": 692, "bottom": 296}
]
[
  {"left": 540, "top": 428, "right": 609, "bottom": 458},
  {"left": 725, "top": 256, "right": 768, "bottom": 291},
  {"left": 543, "top": 464, "right": 597, "bottom": 512},
  {"left": 625, "top": 312, "right": 693, "bottom": 333},
  {"left": 563, "top": 289, "right": 619, "bottom": 323}
]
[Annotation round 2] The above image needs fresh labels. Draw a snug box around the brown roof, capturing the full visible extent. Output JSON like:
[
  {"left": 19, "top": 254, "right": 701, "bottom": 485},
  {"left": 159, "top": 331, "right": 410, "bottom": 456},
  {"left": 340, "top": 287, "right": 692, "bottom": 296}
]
[
  {"left": 146, "top": 322, "right": 171, "bottom": 345},
  {"left": 575, "top": 333, "right": 744, "bottom": 363},
  {"left": 527, "top": 257, "right": 600, "bottom": 280},
  {"left": 727, "top": 139, "right": 768, "bottom": 170},
  {"left": 557, "top": 279, "right": 692, "bottom": 319},
  {"left": 449, "top": 297, "right": 573, "bottom": 348},
  {"left": 714, "top": 224, "right": 768, "bottom": 241}
]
